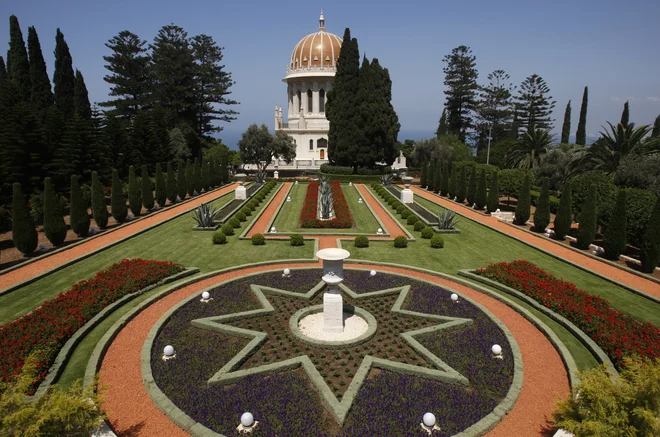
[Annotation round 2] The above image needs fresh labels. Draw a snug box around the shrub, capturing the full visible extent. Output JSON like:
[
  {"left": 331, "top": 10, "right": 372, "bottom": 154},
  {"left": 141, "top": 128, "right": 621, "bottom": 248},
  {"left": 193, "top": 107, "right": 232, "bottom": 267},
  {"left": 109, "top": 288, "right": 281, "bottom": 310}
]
[
  {"left": 406, "top": 214, "right": 419, "bottom": 225},
  {"left": 251, "top": 233, "right": 265, "bottom": 245},
  {"left": 155, "top": 163, "right": 167, "bottom": 207},
  {"left": 70, "top": 175, "right": 90, "bottom": 238},
  {"left": 640, "top": 198, "right": 660, "bottom": 273},
  {"left": 401, "top": 209, "right": 410, "bottom": 219},
  {"left": 466, "top": 165, "right": 477, "bottom": 205},
  {"left": 395, "top": 204, "right": 405, "bottom": 214},
  {"left": 576, "top": 184, "right": 597, "bottom": 249},
  {"left": 421, "top": 227, "right": 434, "bottom": 239},
  {"left": 212, "top": 231, "right": 227, "bottom": 244},
  {"left": 91, "top": 171, "right": 108, "bottom": 228},
  {"left": 474, "top": 168, "right": 487, "bottom": 210},
  {"left": 29, "top": 193, "right": 44, "bottom": 225},
  {"left": 533, "top": 178, "right": 551, "bottom": 232},
  {"left": 608, "top": 188, "right": 657, "bottom": 249},
  {"left": 499, "top": 168, "right": 535, "bottom": 201},
  {"left": 43, "top": 177, "right": 67, "bottom": 246},
  {"left": 111, "top": 169, "right": 127, "bottom": 223},
  {"left": 434, "top": 161, "right": 443, "bottom": 193},
  {"left": 186, "top": 160, "right": 194, "bottom": 196},
  {"left": 438, "top": 209, "right": 459, "bottom": 230},
  {"left": 570, "top": 170, "right": 616, "bottom": 224},
  {"left": 201, "top": 161, "right": 210, "bottom": 192},
  {"left": 241, "top": 207, "right": 252, "bottom": 216},
  {"left": 142, "top": 165, "right": 155, "bottom": 211},
  {"left": 487, "top": 170, "right": 499, "bottom": 213},
  {"left": 11, "top": 183, "right": 37, "bottom": 255},
  {"left": 221, "top": 223, "right": 234, "bottom": 236},
  {"left": 0, "top": 205, "right": 11, "bottom": 234},
  {"left": 603, "top": 190, "right": 627, "bottom": 260},
  {"left": 455, "top": 167, "right": 467, "bottom": 203},
  {"left": 177, "top": 159, "right": 187, "bottom": 200},
  {"left": 355, "top": 235, "right": 369, "bottom": 248},
  {"left": 229, "top": 217, "right": 241, "bottom": 228},
  {"left": 128, "top": 166, "right": 142, "bottom": 216},
  {"left": 166, "top": 162, "right": 177, "bottom": 204},
  {"left": 514, "top": 174, "right": 531, "bottom": 225},
  {"left": 554, "top": 183, "right": 572, "bottom": 240},
  {"left": 320, "top": 164, "right": 353, "bottom": 175},
  {"left": 413, "top": 221, "right": 426, "bottom": 232},
  {"left": 192, "top": 203, "right": 221, "bottom": 228},
  {"left": 430, "top": 234, "right": 444, "bottom": 248},
  {"left": 247, "top": 200, "right": 257, "bottom": 210},
  {"left": 440, "top": 162, "right": 450, "bottom": 196},
  {"left": 393, "top": 236, "right": 408, "bottom": 248},
  {"left": 290, "top": 234, "right": 305, "bottom": 246}
]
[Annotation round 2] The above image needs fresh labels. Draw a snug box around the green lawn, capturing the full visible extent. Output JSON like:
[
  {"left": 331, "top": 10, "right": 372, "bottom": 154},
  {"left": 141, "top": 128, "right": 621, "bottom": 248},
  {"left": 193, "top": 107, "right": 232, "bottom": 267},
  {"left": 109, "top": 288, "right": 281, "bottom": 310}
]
[{"left": 270, "top": 183, "right": 380, "bottom": 234}]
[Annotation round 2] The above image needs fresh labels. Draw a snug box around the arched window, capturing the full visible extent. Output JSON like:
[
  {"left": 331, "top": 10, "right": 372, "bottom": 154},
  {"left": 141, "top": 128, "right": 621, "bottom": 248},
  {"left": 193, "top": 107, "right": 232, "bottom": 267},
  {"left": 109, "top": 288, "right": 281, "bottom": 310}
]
[
  {"left": 319, "top": 89, "right": 325, "bottom": 113},
  {"left": 309, "top": 139, "right": 314, "bottom": 150},
  {"left": 296, "top": 90, "right": 302, "bottom": 113},
  {"left": 307, "top": 90, "right": 313, "bottom": 113},
  {"left": 320, "top": 149, "right": 325, "bottom": 160},
  {"left": 317, "top": 138, "right": 328, "bottom": 148}
]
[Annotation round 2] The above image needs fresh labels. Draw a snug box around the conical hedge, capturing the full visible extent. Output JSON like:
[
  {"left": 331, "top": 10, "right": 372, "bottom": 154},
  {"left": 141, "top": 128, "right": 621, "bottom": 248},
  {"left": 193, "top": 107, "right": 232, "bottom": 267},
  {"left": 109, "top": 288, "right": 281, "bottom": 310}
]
[
  {"left": 434, "top": 161, "right": 442, "bottom": 193},
  {"left": 185, "top": 160, "right": 194, "bottom": 196},
  {"left": 167, "top": 162, "right": 177, "bottom": 203},
  {"left": 576, "top": 184, "right": 597, "bottom": 249},
  {"left": 201, "top": 161, "right": 209, "bottom": 192},
  {"left": 533, "top": 178, "right": 551, "bottom": 232},
  {"left": 111, "top": 169, "right": 127, "bottom": 223},
  {"left": 70, "top": 175, "right": 90, "bottom": 237},
  {"left": 475, "top": 168, "right": 487, "bottom": 210},
  {"left": 128, "top": 165, "right": 142, "bottom": 216},
  {"left": 640, "top": 197, "right": 660, "bottom": 273},
  {"left": 11, "top": 183, "right": 38, "bottom": 255},
  {"left": 515, "top": 174, "right": 531, "bottom": 225},
  {"left": 177, "top": 159, "right": 186, "bottom": 201},
  {"left": 440, "top": 162, "right": 449, "bottom": 196},
  {"left": 487, "top": 171, "right": 499, "bottom": 213},
  {"left": 466, "top": 166, "right": 477, "bottom": 206},
  {"left": 155, "top": 163, "right": 166, "bottom": 207},
  {"left": 193, "top": 157, "right": 202, "bottom": 193},
  {"left": 142, "top": 165, "right": 154, "bottom": 211},
  {"left": 43, "top": 177, "right": 67, "bottom": 246},
  {"left": 554, "top": 183, "right": 572, "bottom": 239},
  {"left": 455, "top": 167, "right": 466, "bottom": 203},
  {"left": 603, "top": 189, "right": 627, "bottom": 260},
  {"left": 91, "top": 171, "right": 108, "bottom": 228}
]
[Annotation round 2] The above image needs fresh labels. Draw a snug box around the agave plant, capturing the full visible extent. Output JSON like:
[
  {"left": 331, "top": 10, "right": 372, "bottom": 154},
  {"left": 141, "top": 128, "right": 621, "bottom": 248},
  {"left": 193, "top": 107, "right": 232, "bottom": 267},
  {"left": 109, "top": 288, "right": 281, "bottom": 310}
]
[
  {"left": 192, "top": 203, "right": 221, "bottom": 227},
  {"left": 380, "top": 174, "right": 393, "bottom": 186},
  {"left": 437, "top": 209, "right": 459, "bottom": 230},
  {"left": 318, "top": 175, "right": 333, "bottom": 219}
]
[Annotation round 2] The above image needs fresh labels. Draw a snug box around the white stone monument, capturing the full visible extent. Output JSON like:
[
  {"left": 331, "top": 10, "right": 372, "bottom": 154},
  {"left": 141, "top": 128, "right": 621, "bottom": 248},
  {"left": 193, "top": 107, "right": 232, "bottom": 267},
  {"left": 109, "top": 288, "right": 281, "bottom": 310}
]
[
  {"left": 322, "top": 272, "right": 344, "bottom": 333},
  {"left": 316, "top": 248, "right": 350, "bottom": 279},
  {"left": 235, "top": 173, "right": 247, "bottom": 200},
  {"left": 401, "top": 176, "right": 414, "bottom": 204}
]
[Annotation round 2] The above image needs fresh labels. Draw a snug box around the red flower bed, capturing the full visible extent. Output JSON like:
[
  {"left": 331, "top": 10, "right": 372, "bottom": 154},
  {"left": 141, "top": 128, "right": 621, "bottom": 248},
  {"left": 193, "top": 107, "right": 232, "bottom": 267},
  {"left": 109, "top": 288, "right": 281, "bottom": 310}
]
[
  {"left": 0, "top": 258, "right": 184, "bottom": 392},
  {"left": 476, "top": 260, "right": 660, "bottom": 369},
  {"left": 300, "top": 181, "right": 353, "bottom": 228}
]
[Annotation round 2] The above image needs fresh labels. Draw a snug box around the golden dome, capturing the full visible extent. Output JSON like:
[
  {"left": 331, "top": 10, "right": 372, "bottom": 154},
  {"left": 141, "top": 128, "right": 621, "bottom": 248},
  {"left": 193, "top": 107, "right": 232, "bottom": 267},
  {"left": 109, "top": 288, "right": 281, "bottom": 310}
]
[{"left": 289, "top": 13, "right": 342, "bottom": 73}]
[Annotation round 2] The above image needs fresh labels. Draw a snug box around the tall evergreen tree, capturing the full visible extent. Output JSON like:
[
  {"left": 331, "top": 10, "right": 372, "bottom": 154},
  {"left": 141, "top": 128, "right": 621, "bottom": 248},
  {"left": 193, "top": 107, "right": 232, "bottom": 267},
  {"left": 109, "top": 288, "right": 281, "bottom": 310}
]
[
  {"left": 561, "top": 101, "right": 571, "bottom": 144},
  {"left": 620, "top": 101, "right": 630, "bottom": 128},
  {"left": 53, "top": 114, "right": 98, "bottom": 189},
  {"left": 176, "top": 159, "right": 187, "bottom": 200},
  {"left": 640, "top": 198, "right": 660, "bottom": 273},
  {"left": 208, "top": 159, "right": 217, "bottom": 187},
  {"left": 576, "top": 86, "right": 588, "bottom": 146},
  {"left": 534, "top": 178, "right": 551, "bottom": 232},
  {"left": 442, "top": 46, "right": 479, "bottom": 142},
  {"left": 155, "top": 163, "right": 166, "bottom": 207},
  {"left": 515, "top": 174, "right": 531, "bottom": 225},
  {"left": 43, "top": 177, "right": 67, "bottom": 246},
  {"left": 475, "top": 168, "right": 487, "bottom": 210},
  {"left": 128, "top": 165, "right": 141, "bottom": 216},
  {"left": 0, "top": 56, "right": 7, "bottom": 88},
  {"left": 90, "top": 171, "right": 108, "bottom": 229},
  {"left": 53, "top": 29, "right": 75, "bottom": 119},
  {"left": 7, "top": 16, "right": 31, "bottom": 101},
  {"left": 474, "top": 69, "right": 514, "bottom": 152},
  {"left": 554, "top": 183, "right": 572, "bottom": 239},
  {"left": 69, "top": 175, "right": 90, "bottom": 237},
  {"left": 27, "top": 26, "right": 53, "bottom": 119},
  {"left": 509, "top": 111, "right": 519, "bottom": 140},
  {"left": 427, "top": 160, "right": 436, "bottom": 191},
  {"left": 420, "top": 162, "right": 427, "bottom": 188},
  {"left": 487, "top": 170, "right": 499, "bottom": 213},
  {"left": 100, "top": 31, "right": 152, "bottom": 120},
  {"left": 436, "top": 108, "right": 448, "bottom": 137},
  {"left": 110, "top": 169, "right": 127, "bottom": 223},
  {"left": 185, "top": 159, "right": 194, "bottom": 196},
  {"left": 11, "top": 183, "right": 38, "bottom": 255},
  {"left": 141, "top": 164, "right": 154, "bottom": 211},
  {"left": 652, "top": 115, "right": 660, "bottom": 138},
  {"left": 434, "top": 160, "right": 442, "bottom": 193},
  {"left": 455, "top": 167, "right": 467, "bottom": 203},
  {"left": 130, "top": 110, "right": 156, "bottom": 166},
  {"left": 220, "top": 152, "right": 229, "bottom": 184},
  {"left": 448, "top": 165, "right": 457, "bottom": 199},
  {"left": 440, "top": 162, "right": 450, "bottom": 196},
  {"left": 73, "top": 70, "right": 92, "bottom": 120},
  {"left": 193, "top": 157, "right": 202, "bottom": 193},
  {"left": 102, "top": 114, "right": 131, "bottom": 175},
  {"left": 576, "top": 184, "right": 597, "bottom": 249},
  {"left": 166, "top": 161, "right": 177, "bottom": 203},
  {"left": 603, "top": 190, "right": 627, "bottom": 260},
  {"left": 466, "top": 166, "right": 477, "bottom": 205},
  {"left": 514, "top": 74, "right": 556, "bottom": 133},
  {"left": 201, "top": 160, "right": 209, "bottom": 191}
]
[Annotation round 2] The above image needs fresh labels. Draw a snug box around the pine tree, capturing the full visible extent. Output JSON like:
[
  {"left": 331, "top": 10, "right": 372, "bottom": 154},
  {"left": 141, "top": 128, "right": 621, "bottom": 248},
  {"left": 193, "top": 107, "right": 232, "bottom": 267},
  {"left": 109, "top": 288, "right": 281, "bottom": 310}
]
[
  {"left": 487, "top": 170, "right": 499, "bottom": 213},
  {"left": 166, "top": 161, "right": 177, "bottom": 203},
  {"left": 576, "top": 184, "right": 597, "bottom": 249},
  {"left": 91, "top": 171, "right": 108, "bottom": 228},
  {"left": 69, "top": 175, "right": 89, "bottom": 237},
  {"left": 474, "top": 69, "right": 514, "bottom": 153},
  {"left": 514, "top": 74, "right": 556, "bottom": 133},
  {"left": 111, "top": 169, "right": 127, "bottom": 223},
  {"left": 620, "top": 101, "right": 630, "bottom": 128},
  {"left": 73, "top": 70, "right": 92, "bottom": 120},
  {"left": 176, "top": 159, "right": 186, "bottom": 200},
  {"left": 155, "top": 163, "right": 166, "bottom": 207},
  {"left": 129, "top": 110, "right": 155, "bottom": 167},
  {"left": 515, "top": 174, "right": 531, "bottom": 225},
  {"left": 53, "top": 29, "right": 75, "bottom": 120},
  {"left": 466, "top": 166, "right": 477, "bottom": 205},
  {"left": 128, "top": 165, "right": 141, "bottom": 216},
  {"left": 475, "top": 168, "right": 487, "bottom": 210},
  {"left": 509, "top": 112, "right": 519, "bottom": 140},
  {"left": 576, "top": 86, "right": 588, "bottom": 146},
  {"left": 534, "top": 178, "right": 551, "bottom": 232},
  {"left": 455, "top": 167, "right": 467, "bottom": 203},
  {"left": 436, "top": 108, "right": 448, "bottom": 137},
  {"left": 652, "top": 115, "right": 660, "bottom": 138},
  {"left": 52, "top": 114, "right": 97, "bottom": 190},
  {"left": 27, "top": 26, "right": 53, "bottom": 119},
  {"left": 561, "top": 101, "right": 571, "bottom": 144},
  {"left": 193, "top": 157, "right": 202, "bottom": 193},
  {"left": 201, "top": 160, "right": 209, "bottom": 191},
  {"left": 7, "top": 16, "right": 31, "bottom": 101},
  {"left": 603, "top": 190, "right": 627, "bottom": 260},
  {"left": 442, "top": 46, "right": 479, "bottom": 141},
  {"left": 141, "top": 165, "right": 154, "bottom": 211},
  {"left": 434, "top": 160, "right": 442, "bottom": 193},
  {"left": 102, "top": 114, "right": 131, "bottom": 174},
  {"left": 43, "top": 177, "right": 67, "bottom": 246},
  {"left": 640, "top": 197, "right": 660, "bottom": 273},
  {"left": 185, "top": 159, "right": 194, "bottom": 196},
  {"left": 11, "top": 183, "right": 38, "bottom": 255},
  {"left": 440, "top": 162, "right": 449, "bottom": 196}
]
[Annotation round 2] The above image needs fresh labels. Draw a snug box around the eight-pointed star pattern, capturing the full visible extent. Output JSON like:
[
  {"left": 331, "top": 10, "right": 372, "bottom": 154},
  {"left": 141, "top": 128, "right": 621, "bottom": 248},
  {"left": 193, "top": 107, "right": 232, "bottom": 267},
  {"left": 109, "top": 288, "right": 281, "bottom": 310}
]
[{"left": 191, "top": 280, "right": 474, "bottom": 425}]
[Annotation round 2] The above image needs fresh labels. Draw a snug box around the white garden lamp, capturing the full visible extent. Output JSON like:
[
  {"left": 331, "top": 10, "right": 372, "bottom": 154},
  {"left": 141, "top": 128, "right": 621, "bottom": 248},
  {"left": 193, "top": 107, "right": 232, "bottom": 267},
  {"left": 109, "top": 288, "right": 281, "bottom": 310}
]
[
  {"left": 450, "top": 293, "right": 459, "bottom": 303},
  {"left": 492, "top": 344, "right": 503, "bottom": 359},
  {"left": 163, "top": 345, "right": 175, "bottom": 360},
  {"left": 283, "top": 268, "right": 291, "bottom": 278},
  {"left": 423, "top": 412, "right": 436, "bottom": 427},
  {"left": 370, "top": 270, "right": 377, "bottom": 277},
  {"left": 201, "top": 291, "right": 211, "bottom": 302},
  {"left": 241, "top": 412, "right": 254, "bottom": 427}
]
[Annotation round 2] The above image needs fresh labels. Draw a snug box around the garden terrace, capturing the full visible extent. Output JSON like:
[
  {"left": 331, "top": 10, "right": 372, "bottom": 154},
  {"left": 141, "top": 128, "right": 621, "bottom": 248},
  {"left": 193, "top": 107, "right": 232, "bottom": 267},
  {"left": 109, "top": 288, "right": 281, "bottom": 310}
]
[
  {"left": 382, "top": 184, "right": 439, "bottom": 225},
  {"left": 213, "top": 182, "right": 263, "bottom": 224}
]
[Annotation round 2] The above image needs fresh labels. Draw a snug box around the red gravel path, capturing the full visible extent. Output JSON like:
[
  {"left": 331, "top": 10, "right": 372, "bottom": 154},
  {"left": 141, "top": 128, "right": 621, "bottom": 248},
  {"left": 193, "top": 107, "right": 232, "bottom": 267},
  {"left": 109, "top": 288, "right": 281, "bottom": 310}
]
[
  {"left": 99, "top": 262, "right": 569, "bottom": 436},
  {"left": 0, "top": 184, "right": 237, "bottom": 292},
  {"left": 246, "top": 182, "right": 292, "bottom": 237},
  {"left": 411, "top": 186, "right": 660, "bottom": 299}
]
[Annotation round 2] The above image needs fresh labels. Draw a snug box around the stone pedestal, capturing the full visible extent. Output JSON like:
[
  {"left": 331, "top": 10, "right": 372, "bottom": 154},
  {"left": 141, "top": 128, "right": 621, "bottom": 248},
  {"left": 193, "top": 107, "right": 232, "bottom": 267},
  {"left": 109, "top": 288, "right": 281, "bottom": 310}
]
[
  {"left": 316, "top": 248, "right": 350, "bottom": 279},
  {"left": 322, "top": 273, "right": 344, "bottom": 333},
  {"left": 401, "top": 189, "right": 414, "bottom": 204},
  {"left": 235, "top": 185, "right": 247, "bottom": 200},
  {"left": 274, "top": 170, "right": 279, "bottom": 179}
]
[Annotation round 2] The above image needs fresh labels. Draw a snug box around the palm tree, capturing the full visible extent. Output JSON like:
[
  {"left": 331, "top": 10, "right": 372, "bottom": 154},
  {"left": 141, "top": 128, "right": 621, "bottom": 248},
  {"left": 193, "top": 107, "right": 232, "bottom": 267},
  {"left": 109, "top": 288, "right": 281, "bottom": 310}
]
[
  {"left": 505, "top": 126, "right": 553, "bottom": 170},
  {"left": 579, "top": 122, "right": 660, "bottom": 174},
  {"left": 535, "top": 142, "right": 586, "bottom": 191}
]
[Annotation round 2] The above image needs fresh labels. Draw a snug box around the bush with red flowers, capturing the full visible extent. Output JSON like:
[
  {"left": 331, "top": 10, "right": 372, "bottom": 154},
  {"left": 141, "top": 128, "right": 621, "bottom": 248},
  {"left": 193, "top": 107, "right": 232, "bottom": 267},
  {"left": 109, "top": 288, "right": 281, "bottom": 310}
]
[
  {"left": 476, "top": 260, "right": 660, "bottom": 369},
  {"left": 300, "top": 181, "right": 353, "bottom": 228},
  {"left": 0, "top": 258, "right": 184, "bottom": 392}
]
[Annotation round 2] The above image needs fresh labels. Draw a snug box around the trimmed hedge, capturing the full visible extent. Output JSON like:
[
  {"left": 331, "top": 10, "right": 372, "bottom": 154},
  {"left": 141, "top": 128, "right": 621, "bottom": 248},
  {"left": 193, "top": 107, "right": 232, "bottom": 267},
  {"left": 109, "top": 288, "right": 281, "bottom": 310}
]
[
  {"left": 355, "top": 235, "right": 369, "bottom": 248},
  {"left": 421, "top": 227, "right": 434, "bottom": 239},
  {"left": 91, "top": 171, "right": 108, "bottom": 229},
  {"left": 393, "top": 236, "right": 408, "bottom": 248},
  {"left": 603, "top": 190, "right": 627, "bottom": 260},
  {"left": 240, "top": 207, "right": 251, "bottom": 217},
  {"left": 640, "top": 198, "right": 660, "bottom": 273},
  {"left": 533, "top": 178, "right": 551, "bottom": 232},
  {"left": 220, "top": 223, "right": 234, "bottom": 236},
  {"left": 430, "top": 234, "right": 444, "bottom": 248},
  {"left": 413, "top": 221, "right": 426, "bottom": 232},
  {"left": 554, "top": 183, "right": 573, "bottom": 240},
  {"left": 290, "top": 234, "right": 305, "bottom": 246},
  {"left": 401, "top": 210, "right": 410, "bottom": 219},
  {"left": 407, "top": 214, "right": 419, "bottom": 225},
  {"left": 251, "top": 233, "right": 265, "bottom": 245},
  {"left": 212, "top": 231, "right": 227, "bottom": 244},
  {"left": 576, "top": 184, "right": 597, "bottom": 249},
  {"left": 43, "top": 177, "right": 67, "bottom": 246},
  {"left": 514, "top": 174, "right": 531, "bottom": 225},
  {"left": 12, "top": 183, "right": 38, "bottom": 255}
]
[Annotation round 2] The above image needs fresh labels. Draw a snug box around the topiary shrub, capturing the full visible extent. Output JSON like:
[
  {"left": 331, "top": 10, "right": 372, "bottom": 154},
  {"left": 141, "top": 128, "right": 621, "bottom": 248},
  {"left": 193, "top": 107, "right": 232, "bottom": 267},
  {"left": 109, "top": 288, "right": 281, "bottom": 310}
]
[
  {"left": 570, "top": 170, "right": 616, "bottom": 224},
  {"left": 12, "top": 183, "right": 38, "bottom": 255},
  {"left": 236, "top": 212, "right": 247, "bottom": 222},
  {"left": 603, "top": 190, "right": 627, "bottom": 260},
  {"left": 355, "top": 235, "right": 369, "bottom": 248},
  {"left": 70, "top": 175, "right": 90, "bottom": 238},
  {"left": 554, "top": 183, "right": 572, "bottom": 239},
  {"left": 533, "top": 178, "right": 551, "bottom": 232},
  {"left": 401, "top": 209, "right": 410, "bottom": 219},
  {"left": 142, "top": 165, "right": 155, "bottom": 211},
  {"left": 241, "top": 207, "right": 251, "bottom": 216},
  {"left": 487, "top": 171, "right": 499, "bottom": 213},
  {"left": 393, "top": 236, "right": 408, "bottom": 248},
  {"left": 43, "top": 178, "right": 67, "bottom": 247},
  {"left": 576, "top": 184, "right": 597, "bottom": 249},
  {"left": 247, "top": 200, "right": 257, "bottom": 210},
  {"left": 155, "top": 163, "right": 167, "bottom": 208},
  {"left": 290, "top": 234, "right": 304, "bottom": 246},
  {"left": 474, "top": 168, "right": 487, "bottom": 210},
  {"left": 407, "top": 214, "right": 419, "bottom": 225},
  {"left": 466, "top": 165, "right": 477, "bottom": 205},
  {"left": 220, "top": 223, "right": 234, "bottom": 236},
  {"left": 128, "top": 165, "right": 142, "bottom": 216},
  {"left": 91, "top": 171, "right": 108, "bottom": 229},
  {"left": 251, "top": 233, "right": 265, "bottom": 245},
  {"left": 421, "top": 227, "right": 434, "bottom": 239},
  {"left": 414, "top": 221, "right": 426, "bottom": 232},
  {"left": 515, "top": 174, "right": 531, "bottom": 225},
  {"left": 430, "top": 234, "right": 444, "bottom": 248},
  {"left": 111, "top": 169, "right": 128, "bottom": 223},
  {"left": 640, "top": 198, "right": 660, "bottom": 273},
  {"left": 212, "top": 231, "right": 227, "bottom": 244},
  {"left": 395, "top": 204, "right": 405, "bottom": 214},
  {"left": 229, "top": 217, "right": 241, "bottom": 228}
]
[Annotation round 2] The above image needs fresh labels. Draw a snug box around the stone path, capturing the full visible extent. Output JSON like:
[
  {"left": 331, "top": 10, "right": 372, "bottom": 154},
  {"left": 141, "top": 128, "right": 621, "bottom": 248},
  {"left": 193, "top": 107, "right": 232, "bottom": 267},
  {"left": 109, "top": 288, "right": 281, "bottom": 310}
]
[
  {"left": 0, "top": 184, "right": 237, "bottom": 292},
  {"left": 411, "top": 186, "right": 660, "bottom": 299},
  {"left": 246, "top": 182, "right": 292, "bottom": 237},
  {"left": 99, "top": 263, "right": 568, "bottom": 436}
]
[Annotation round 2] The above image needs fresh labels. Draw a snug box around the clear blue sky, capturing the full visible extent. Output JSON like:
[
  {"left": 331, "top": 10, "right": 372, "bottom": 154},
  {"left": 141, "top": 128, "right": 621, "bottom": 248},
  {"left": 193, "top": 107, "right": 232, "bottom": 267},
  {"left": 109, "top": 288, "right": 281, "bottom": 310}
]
[{"left": 2, "top": 0, "right": 659, "bottom": 148}]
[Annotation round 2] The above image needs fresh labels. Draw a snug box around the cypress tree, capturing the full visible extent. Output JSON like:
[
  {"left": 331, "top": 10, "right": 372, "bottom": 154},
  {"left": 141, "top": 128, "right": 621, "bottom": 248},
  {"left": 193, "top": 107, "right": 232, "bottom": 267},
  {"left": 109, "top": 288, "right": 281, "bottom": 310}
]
[
  {"left": 534, "top": 178, "right": 551, "bottom": 232},
  {"left": 652, "top": 115, "right": 660, "bottom": 138},
  {"left": 176, "top": 159, "right": 187, "bottom": 200},
  {"left": 69, "top": 175, "right": 89, "bottom": 237},
  {"left": 43, "top": 177, "right": 67, "bottom": 246},
  {"left": 603, "top": 190, "right": 627, "bottom": 260},
  {"left": 111, "top": 169, "right": 127, "bottom": 223},
  {"left": 440, "top": 162, "right": 449, "bottom": 196},
  {"left": 185, "top": 160, "right": 194, "bottom": 196},
  {"left": 640, "top": 198, "right": 660, "bottom": 273},
  {"left": 128, "top": 165, "right": 141, "bottom": 216},
  {"left": 91, "top": 171, "right": 108, "bottom": 228},
  {"left": 466, "top": 166, "right": 477, "bottom": 205},
  {"left": 475, "top": 168, "right": 487, "bottom": 210},
  {"left": 620, "top": 101, "right": 630, "bottom": 127},
  {"left": 11, "top": 182, "right": 38, "bottom": 255},
  {"left": 515, "top": 174, "right": 531, "bottom": 225},
  {"left": 455, "top": 167, "right": 466, "bottom": 203},
  {"left": 201, "top": 160, "right": 209, "bottom": 191},
  {"left": 155, "top": 163, "right": 166, "bottom": 207},
  {"left": 166, "top": 162, "right": 177, "bottom": 204},
  {"left": 427, "top": 160, "right": 436, "bottom": 191},
  {"left": 576, "top": 86, "right": 588, "bottom": 145},
  {"left": 576, "top": 184, "right": 597, "bottom": 249},
  {"left": 560, "top": 100, "right": 571, "bottom": 144},
  {"left": 193, "top": 157, "right": 202, "bottom": 193},
  {"left": 73, "top": 70, "right": 92, "bottom": 120},
  {"left": 7, "top": 16, "right": 31, "bottom": 101},
  {"left": 53, "top": 29, "right": 75, "bottom": 120},
  {"left": 141, "top": 165, "right": 154, "bottom": 211},
  {"left": 554, "top": 183, "right": 572, "bottom": 239},
  {"left": 434, "top": 161, "right": 442, "bottom": 193},
  {"left": 420, "top": 163, "right": 426, "bottom": 188},
  {"left": 27, "top": 26, "right": 53, "bottom": 119},
  {"left": 436, "top": 108, "right": 448, "bottom": 137},
  {"left": 487, "top": 170, "right": 499, "bottom": 213},
  {"left": 209, "top": 159, "right": 217, "bottom": 187},
  {"left": 0, "top": 56, "right": 6, "bottom": 88},
  {"left": 448, "top": 166, "right": 457, "bottom": 199}
]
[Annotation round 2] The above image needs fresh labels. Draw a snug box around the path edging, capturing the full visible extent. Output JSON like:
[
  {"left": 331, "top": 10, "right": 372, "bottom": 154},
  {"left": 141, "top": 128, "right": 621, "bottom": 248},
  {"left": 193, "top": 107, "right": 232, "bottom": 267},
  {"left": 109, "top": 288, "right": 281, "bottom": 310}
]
[
  {"left": 238, "top": 183, "right": 283, "bottom": 239},
  {"left": 363, "top": 185, "right": 415, "bottom": 240}
]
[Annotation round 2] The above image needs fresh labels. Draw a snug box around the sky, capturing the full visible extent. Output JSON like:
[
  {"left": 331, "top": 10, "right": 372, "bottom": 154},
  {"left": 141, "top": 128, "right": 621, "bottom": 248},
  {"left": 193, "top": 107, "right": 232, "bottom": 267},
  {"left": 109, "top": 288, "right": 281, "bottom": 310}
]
[{"left": 1, "top": 0, "right": 659, "bottom": 148}]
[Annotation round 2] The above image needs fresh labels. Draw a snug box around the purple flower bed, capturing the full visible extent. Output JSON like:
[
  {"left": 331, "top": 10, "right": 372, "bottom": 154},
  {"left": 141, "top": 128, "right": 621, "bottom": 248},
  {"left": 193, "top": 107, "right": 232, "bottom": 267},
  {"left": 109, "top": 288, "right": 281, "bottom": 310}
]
[{"left": 151, "top": 269, "right": 514, "bottom": 435}]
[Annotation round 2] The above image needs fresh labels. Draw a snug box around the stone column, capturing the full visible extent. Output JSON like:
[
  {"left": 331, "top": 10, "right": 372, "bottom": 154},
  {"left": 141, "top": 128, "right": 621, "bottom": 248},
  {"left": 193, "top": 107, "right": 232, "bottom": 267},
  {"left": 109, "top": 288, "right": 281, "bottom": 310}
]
[
  {"left": 401, "top": 176, "right": 414, "bottom": 204},
  {"left": 235, "top": 173, "right": 247, "bottom": 200},
  {"left": 322, "top": 272, "right": 344, "bottom": 333}
]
